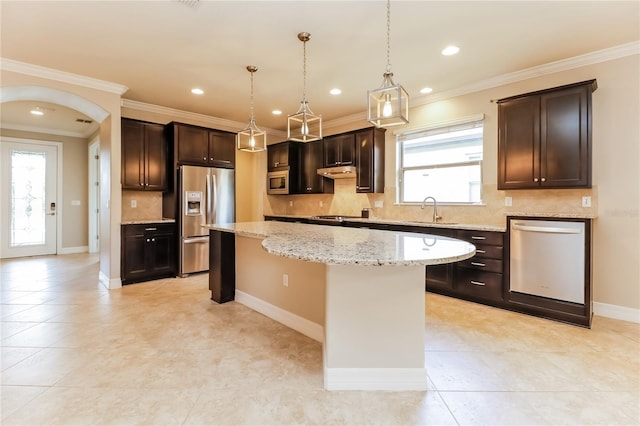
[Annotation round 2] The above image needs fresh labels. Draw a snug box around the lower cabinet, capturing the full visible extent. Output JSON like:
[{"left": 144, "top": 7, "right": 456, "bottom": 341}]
[{"left": 121, "top": 223, "right": 177, "bottom": 284}]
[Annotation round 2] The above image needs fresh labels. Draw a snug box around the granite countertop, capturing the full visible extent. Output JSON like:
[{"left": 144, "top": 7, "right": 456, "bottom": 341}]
[
  {"left": 264, "top": 214, "right": 506, "bottom": 232},
  {"left": 121, "top": 218, "right": 176, "bottom": 225},
  {"left": 203, "top": 221, "right": 476, "bottom": 267}
]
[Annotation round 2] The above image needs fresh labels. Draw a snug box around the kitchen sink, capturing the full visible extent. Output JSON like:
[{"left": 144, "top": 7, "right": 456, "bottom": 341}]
[{"left": 406, "top": 221, "right": 458, "bottom": 225}]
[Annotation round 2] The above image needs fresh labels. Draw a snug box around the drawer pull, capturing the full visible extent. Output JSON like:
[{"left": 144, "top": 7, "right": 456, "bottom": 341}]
[
  {"left": 145, "top": 227, "right": 157, "bottom": 231},
  {"left": 471, "top": 262, "right": 486, "bottom": 267},
  {"left": 471, "top": 236, "right": 486, "bottom": 240},
  {"left": 476, "top": 249, "right": 486, "bottom": 254},
  {"left": 470, "top": 280, "right": 486, "bottom": 286}
]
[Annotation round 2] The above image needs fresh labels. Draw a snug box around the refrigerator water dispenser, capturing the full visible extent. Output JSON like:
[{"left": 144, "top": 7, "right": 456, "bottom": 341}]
[{"left": 185, "top": 191, "right": 203, "bottom": 216}]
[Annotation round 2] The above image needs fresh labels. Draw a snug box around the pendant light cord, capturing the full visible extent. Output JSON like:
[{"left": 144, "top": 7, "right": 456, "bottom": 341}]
[
  {"left": 302, "top": 38, "right": 307, "bottom": 102},
  {"left": 249, "top": 70, "right": 255, "bottom": 121},
  {"left": 386, "top": 0, "right": 392, "bottom": 73}
]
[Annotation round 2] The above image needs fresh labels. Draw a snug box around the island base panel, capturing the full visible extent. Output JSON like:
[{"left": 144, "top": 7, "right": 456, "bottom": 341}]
[{"left": 324, "top": 264, "right": 427, "bottom": 391}]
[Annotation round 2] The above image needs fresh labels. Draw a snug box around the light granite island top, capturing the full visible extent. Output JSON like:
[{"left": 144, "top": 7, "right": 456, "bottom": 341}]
[
  {"left": 204, "top": 220, "right": 476, "bottom": 266},
  {"left": 203, "top": 221, "right": 476, "bottom": 391}
]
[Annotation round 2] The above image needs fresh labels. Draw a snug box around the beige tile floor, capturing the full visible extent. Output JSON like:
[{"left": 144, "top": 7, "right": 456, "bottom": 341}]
[{"left": 1, "top": 253, "right": 639, "bottom": 425}]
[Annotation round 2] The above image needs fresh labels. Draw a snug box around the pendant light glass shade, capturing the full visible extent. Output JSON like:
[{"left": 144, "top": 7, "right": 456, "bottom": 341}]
[
  {"left": 367, "top": 0, "right": 409, "bottom": 128},
  {"left": 288, "top": 32, "right": 322, "bottom": 142},
  {"left": 237, "top": 65, "right": 267, "bottom": 152}
]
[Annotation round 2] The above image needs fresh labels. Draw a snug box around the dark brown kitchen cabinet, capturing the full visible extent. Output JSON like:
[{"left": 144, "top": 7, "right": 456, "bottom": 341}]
[
  {"left": 497, "top": 79, "right": 596, "bottom": 189},
  {"left": 324, "top": 133, "right": 355, "bottom": 167},
  {"left": 172, "top": 122, "right": 235, "bottom": 168},
  {"left": 121, "top": 223, "right": 176, "bottom": 284},
  {"left": 121, "top": 118, "right": 167, "bottom": 191},
  {"left": 355, "top": 127, "right": 386, "bottom": 193},
  {"left": 267, "top": 141, "right": 297, "bottom": 171},
  {"left": 299, "top": 140, "right": 333, "bottom": 194}
]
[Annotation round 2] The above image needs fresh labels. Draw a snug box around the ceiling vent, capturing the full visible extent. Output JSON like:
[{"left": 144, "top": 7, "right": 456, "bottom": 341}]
[{"left": 75, "top": 118, "right": 93, "bottom": 124}]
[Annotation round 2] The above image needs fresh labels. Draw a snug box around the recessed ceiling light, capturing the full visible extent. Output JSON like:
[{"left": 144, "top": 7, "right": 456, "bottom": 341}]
[
  {"left": 191, "top": 88, "right": 204, "bottom": 95},
  {"left": 441, "top": 45, "right": 460, "bottom": 56},
  {"left": 330, "top": 88, "right": 342, "bottom": 95},
  {"left": 30, "top": 109, "right": 44, "bottom": 116},
  {"left": 272, "top": 110, "right": 282, "bottom": 116},
  {"left": 420, "top": 87, "right": 433, "bottom": 94}
]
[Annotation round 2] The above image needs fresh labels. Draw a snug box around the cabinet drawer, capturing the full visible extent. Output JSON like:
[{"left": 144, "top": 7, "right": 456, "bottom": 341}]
[
  {"left": 123, "top": 223, "right": 174, "bottom": 237},
  {"left": 473, "top": 244, "right": 503, "bottom": 260},
  {"left": 457, "top": 229, "right": 504, "bottom": 246},
  {"left": 458, "top": 257, "right": 503, "bottom": 274},
  {"left": 455, "top": 269, "right": 504, "bottom": 301}
]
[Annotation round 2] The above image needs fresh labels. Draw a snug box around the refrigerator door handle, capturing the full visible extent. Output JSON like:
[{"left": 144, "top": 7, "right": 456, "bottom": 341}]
[
  {"left": 211, "top": 173, "right": 217, "bottom": 224},
  {"left": 183, "top": 236, "right": 209, "bottom": 244},
  {"left": 205, "top": 173, "right": 211, "bottom": 225}
]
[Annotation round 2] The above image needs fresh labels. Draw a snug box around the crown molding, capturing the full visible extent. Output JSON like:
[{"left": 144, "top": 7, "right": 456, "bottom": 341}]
[
  {"left": 412, "top": 40, "right": 640, "bottom": 107},
  {"left": 121, "top": 98, "right": 288, "bottom": 139},
  {"left": 0, "top": 58, "right": 129, "bottom": 95},
  {"left": 1, "top": 122, "right": 96, "bottom": 139}
]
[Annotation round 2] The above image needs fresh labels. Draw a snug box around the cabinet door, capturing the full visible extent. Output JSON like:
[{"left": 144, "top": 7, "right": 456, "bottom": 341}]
[
  {"left": 324, "top": 134, "right": 354, "bottom": 167},
  {"left": 426, "top": 264, "right": 454, "bottom": 292},
  {"left": 177, "top": 124, "right": 209, "bottom": 165},
  {"left": 540, "top": 86, "right": 590, "bottom": 187},
  {"left": 498, "top": 96, "right": 540, "bottom": 189},
  {"left": 121, "top": 119, "right": 145, "bottom": 189},
  {"left": 121, "top": 227, "right": 148, "bottom": 282},
  {"left": 208, "top": 131, "right": 235, "bottom": 168},
  {"left": 300, "top": 140, "right": 328, "bottom": 193},
  {"left": 355, "top": 128, "right": 385, "bottom": 193},
  {"left": 147, "top": 227, "right": 176, "bottom": 275},
  {"left": 267, "top": 143, "right": 289, "bottom": 170},
  {"left": 144, "top": 123, "right": 167, "bottom": 190}
]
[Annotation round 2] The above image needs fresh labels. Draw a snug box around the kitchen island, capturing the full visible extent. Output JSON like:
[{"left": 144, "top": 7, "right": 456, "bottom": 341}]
[{"left": 204, "top": 221, "right": 475, "bottom": 391}]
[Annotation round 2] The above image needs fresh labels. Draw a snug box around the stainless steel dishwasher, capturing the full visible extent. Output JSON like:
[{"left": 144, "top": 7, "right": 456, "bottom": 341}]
[{"left": 509, "top": 218, "right": 585, "bottom": 303}]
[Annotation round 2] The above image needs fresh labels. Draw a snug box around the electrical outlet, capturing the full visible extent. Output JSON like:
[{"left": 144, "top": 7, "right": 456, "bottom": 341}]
[
  {"left": 131, "top": 199, "right": 137, "bottom": 208},
  {"left": 582, "top": 196, "right": 591, "bottom": 207},
  {"left": 374, "top": 200, "right": 383, "bottom": 208},
  {"left": 289, "top": 201, "right": 293, "bottom": 207},
  {"left": 504, "top": 196, "right": 513, "bottom": 207},
  {"left": 282, "top": 274, "right": 289, "bottom": 287},
  {"left": 320, "top": 201, "right": 323, "bottom": 207}
]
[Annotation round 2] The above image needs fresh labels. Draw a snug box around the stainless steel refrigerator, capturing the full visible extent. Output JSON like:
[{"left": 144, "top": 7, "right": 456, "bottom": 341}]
[{"left": 179, "top": 165, "right": 235, "bottom": 276}]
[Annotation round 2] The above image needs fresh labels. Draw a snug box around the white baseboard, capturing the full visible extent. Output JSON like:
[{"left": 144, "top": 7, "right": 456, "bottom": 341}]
[
  {"left": 324, "top": 367, "right": 428, "bottom": 391},
  {"left": 593, "top": 302, "right": 640, "bottom": 323},
  {"left": 99, "top": 270, "right": 122, "bottom": 290},
  {"left": 59, "top": 246, "right": 88, "bottom": 255},
  {"left": 235, "top": 290, "right": 324, "bottom": 342}
]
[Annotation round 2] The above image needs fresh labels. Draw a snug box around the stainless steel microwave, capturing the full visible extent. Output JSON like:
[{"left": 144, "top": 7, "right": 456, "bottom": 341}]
[{"left": 267, "top": 170, "right": 290, "bottom": 195}]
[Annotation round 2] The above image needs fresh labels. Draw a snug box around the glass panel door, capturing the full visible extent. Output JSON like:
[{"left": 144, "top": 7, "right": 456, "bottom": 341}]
[{"left": 1, "top": 141, "right": 58, "bottom": 258}]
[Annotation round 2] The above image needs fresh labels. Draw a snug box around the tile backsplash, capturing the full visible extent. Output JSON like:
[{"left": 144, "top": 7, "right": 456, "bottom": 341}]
[
  {"left": 264, "top": 179, "right": 597, "bottom": 226},
  {"left": 122, "top": 190, "right": 163, "bottom": 222}
]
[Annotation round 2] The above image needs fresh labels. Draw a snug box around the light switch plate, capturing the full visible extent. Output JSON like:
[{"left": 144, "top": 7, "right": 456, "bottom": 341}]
[
  {"left": 582, "top": 196, "right": 591, "bottom": 207},
  {"left": 131, "top": 199, "right": 137, "bottom": 208},
  {"left": 71, "top": 200, "right": 81, "bottom": 206},
  {"left": 374, "top": 200, "right": 383, "bottom": 208},
  {"left": 504, "top": 196, "right": 513, "bottom": 207}
]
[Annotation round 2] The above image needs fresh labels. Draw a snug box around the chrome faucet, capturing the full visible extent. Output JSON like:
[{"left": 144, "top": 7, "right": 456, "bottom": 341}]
[{"left": 421, "top": 196, "right": 442, "bottom": 223}]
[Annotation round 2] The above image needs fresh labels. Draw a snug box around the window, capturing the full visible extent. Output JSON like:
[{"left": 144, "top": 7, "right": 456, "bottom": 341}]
[{"left": 397, "top": 116, "right": 484, "bottom": 204}]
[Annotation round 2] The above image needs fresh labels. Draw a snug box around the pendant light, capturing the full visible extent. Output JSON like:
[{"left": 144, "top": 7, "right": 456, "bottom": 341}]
[
  {"left": 288, "top": 32, "right": 322, "bottom": 142},
  {"left": 237, "top": 65, "right": 267, "bottom": 152},
  {"left": 367, "top": 0, "right": 409, "bottom": 128}
]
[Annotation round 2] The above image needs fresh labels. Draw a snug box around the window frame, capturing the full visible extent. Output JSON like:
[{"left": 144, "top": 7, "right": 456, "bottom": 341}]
[{"left": 396, "top": 114, "right": 485, "bottom": 205}]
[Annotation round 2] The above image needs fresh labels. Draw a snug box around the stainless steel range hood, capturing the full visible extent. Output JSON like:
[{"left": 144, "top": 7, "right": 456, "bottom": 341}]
[{"left": 316, "top": 165, "right": 357, "bottom": 179}]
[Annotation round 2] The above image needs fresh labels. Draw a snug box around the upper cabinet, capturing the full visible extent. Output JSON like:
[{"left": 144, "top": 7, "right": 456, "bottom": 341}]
[
  {"left": 355, "top": 127, "right": 386, "bottom": 193},
  {"left": 121, "top": 118, "right": 167, "bottom": 191},
  {"left": 498, "top": 79, "right": 596, "bottom": 189},
  {"left": 267, "top": 141, "right": 296, "bottom": 171},
  {"left": 323, "top": 133, "right": 355, "bottom": 167},
  {"left": 171, "top": 122, "right": 235, "bottom": 168},
  {"left": 299, "top": 140, "right": 333, "bottom": 194}
]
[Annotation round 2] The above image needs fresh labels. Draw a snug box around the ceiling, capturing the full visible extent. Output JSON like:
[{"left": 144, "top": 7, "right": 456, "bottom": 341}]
[{"left": 1, "top": 1, "right": 638, "bottom": 137}]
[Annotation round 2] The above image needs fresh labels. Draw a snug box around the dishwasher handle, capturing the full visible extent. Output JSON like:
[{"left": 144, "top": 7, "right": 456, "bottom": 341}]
[{"left": 512, "top": 223, "right": 581, "bottom": 234}]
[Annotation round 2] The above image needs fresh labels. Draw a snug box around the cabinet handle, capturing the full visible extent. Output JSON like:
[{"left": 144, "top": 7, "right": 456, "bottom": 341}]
[
  {"left": 203, "top": 157, "right": 207, "bottom": 161},
  {"left": 146, "top": 238, "right": 150, "bottom": 242},
  {"left": 470, "top": 280, "right": 486, "bottom": 286},
  {"left": 471, "top": 262, "right": 486, "bottom": 267},
  {"left": 534, "top": 177, "right": 539, "bottom": 182},
  {"left": 541, "top": 177, "right": 546, "bottom": 182},
  {"left": 210, "top": 157, "right": 214, "bottom": 161},
  {"left": 476, "top": 249, "right": 486, "bottom": 254},
  {"left": 151, "top": 238, "right": 155, "bottom": 242},
  {"left": 145, "top": 227, "right": 157, "bottom": 231},
  {"left": 471, "top": 236, "right": 486, "bottom": 240}
]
